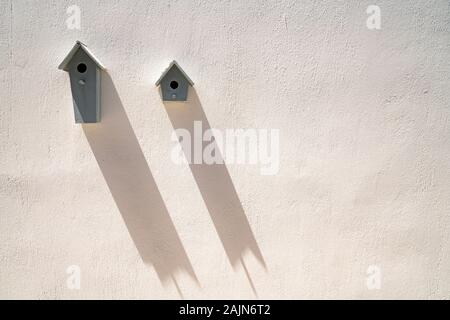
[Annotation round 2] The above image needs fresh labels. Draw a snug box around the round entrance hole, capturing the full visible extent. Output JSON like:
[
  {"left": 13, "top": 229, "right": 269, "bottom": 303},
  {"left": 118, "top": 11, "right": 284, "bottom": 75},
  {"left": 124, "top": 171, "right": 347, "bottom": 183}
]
[
  {"left": 77, "top": 63, "right": 87, "bottom": 73},
  {"left": 170, "top": 80, "right": 179, "bottom": 90}
]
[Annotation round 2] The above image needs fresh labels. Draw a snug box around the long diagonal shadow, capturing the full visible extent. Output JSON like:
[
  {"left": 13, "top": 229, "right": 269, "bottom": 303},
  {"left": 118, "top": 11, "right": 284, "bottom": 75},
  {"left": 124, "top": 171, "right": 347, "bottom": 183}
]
[
  {"left": 163, "top": 88, "right": 266, "bottom": 293},
  {"left": 82, "top": 73, "right": 198, "bottom": 292}
]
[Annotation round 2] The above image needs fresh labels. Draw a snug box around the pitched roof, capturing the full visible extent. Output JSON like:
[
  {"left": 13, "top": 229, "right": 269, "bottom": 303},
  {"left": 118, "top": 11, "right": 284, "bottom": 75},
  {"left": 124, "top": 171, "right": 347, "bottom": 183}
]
[
  {"left": 155, "top": 60, "right": 194, "bottom": 86},
  {"left": 58, "top": 41, "right": 106, "bottom": 71}
]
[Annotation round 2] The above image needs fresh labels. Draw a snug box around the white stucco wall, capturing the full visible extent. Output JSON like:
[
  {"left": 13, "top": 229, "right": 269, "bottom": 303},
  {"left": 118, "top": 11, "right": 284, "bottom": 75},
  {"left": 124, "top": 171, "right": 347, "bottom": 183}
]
[{"left": 1, "top": 0, "right": 449, "bottom": 299}]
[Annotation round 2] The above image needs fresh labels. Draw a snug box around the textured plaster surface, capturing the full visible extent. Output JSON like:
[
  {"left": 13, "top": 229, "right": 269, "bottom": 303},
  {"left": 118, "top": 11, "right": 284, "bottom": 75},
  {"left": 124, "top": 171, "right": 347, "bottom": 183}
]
[{"left": 1, "top": 0, "right": 449, "bottom": 299}]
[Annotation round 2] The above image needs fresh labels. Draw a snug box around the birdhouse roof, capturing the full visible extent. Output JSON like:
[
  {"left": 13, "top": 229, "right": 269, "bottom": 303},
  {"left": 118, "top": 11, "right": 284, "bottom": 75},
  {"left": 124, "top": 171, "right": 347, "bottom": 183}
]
[
  {"left": 155, "top": 60, "right": 194, "bottom": 86},
  {"left": 58, "top": 41, "right": 106, "bottom": 71}
]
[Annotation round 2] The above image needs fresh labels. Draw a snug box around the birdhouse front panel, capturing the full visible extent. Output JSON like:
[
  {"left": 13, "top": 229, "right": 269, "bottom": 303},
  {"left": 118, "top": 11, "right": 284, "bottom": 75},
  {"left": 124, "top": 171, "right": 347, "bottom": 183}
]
[
  {"left": 159, "top": 65, "right": 190, "bottom": 101},
  {"left": 68, "top": 49, "right": 101, "bottom": 123}
]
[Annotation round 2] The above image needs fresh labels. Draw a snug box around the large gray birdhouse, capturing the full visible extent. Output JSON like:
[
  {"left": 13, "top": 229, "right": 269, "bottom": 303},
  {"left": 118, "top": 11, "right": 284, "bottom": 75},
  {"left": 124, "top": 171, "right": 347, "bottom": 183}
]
[
  {"left": 155, "top": 61, "right": 194, "bottom": 101},
  {"left": 58, "top": 41, "right": 105, "bottom": 123}
]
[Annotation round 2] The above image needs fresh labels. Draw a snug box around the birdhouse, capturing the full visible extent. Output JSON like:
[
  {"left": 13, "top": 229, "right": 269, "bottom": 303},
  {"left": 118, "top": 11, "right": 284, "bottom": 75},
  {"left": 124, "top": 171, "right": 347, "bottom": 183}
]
[
  {"left": 58, "top": 41, "right": 105, "bottom": 123},
  {"left": 155, "top": 61, "right": 194, "bottom": 101}
]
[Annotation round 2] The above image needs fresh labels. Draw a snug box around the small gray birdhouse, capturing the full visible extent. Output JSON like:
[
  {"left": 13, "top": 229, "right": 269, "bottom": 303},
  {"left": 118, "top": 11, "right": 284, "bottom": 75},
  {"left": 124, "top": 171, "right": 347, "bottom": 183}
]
[
  {"left": 58, "top": 41, "right": 105, "bottom": 123},
  {"left": 155, "top": 61, "right": 194, "bottom": 101}
]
